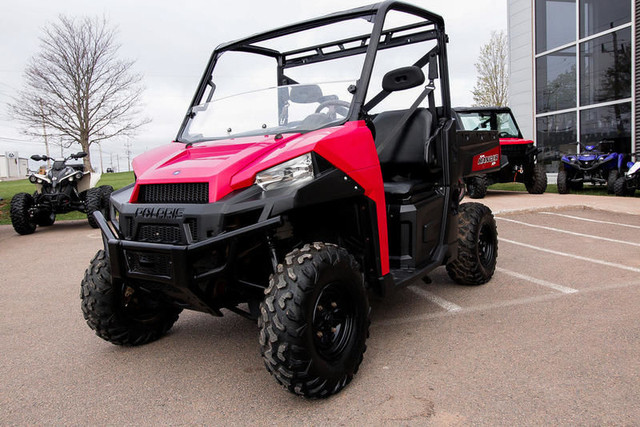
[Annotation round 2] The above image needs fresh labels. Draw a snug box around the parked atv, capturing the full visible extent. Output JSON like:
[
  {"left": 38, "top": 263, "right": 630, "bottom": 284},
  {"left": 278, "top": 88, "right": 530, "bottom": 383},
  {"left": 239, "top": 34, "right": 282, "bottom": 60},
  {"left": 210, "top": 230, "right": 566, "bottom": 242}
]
[
  {"left": 80, "top": 2, "right": 500, "bottom": 398},
  {"left": 614, "top": 152, "right": 639, "bottom": 196},
  {"left": 454, "top": 107, "right": 547, "bottom": 199},
  {"left": 557, "top": 140, "right": 626, "bottom": 194},
  {"left": 10, "top": 152, "right": 113, "bottom": 235}
]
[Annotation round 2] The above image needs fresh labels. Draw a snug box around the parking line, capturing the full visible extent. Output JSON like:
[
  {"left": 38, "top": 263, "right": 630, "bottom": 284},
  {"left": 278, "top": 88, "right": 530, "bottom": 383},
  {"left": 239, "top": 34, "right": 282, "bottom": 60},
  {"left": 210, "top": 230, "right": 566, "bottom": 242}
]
[
  {"left": 500, "top": 238, "right": 640, "bottom": 273},
  {"left": 540, "top": 212, "right": 640, "bottom": 230},
  {"left": 407, "top": 285, "right": 462, "bottom": 312},
  {"left": 496, "top": 266, "right": 578, "bottom": 294},
  {"left": 496, "top": 217, "right": 640, "bottom": 248}
]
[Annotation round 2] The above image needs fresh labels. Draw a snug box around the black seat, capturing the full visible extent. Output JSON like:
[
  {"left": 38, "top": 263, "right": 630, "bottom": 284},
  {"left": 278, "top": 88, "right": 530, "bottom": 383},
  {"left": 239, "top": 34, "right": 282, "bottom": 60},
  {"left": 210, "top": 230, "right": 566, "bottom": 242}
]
[
  {"left": 372, "top": 108, "right": 433, "bottom": 194},
  {"left": 372, "top": 108, "right": 432, "bottom": 178}
]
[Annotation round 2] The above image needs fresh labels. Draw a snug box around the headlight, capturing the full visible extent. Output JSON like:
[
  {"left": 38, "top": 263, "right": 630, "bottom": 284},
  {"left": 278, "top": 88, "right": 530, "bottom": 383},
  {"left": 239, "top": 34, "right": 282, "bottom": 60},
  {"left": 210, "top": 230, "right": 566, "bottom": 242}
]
[
  {"left": 75, "top": 172, "right": 83, "bottom": 180},
  {"left": 29, "top": 175, "right": 37, "bottom": 183},
  {"left": 37, "top": 179, "right": 43, "bottom": 184},
  {"left": 68, "top": 176, "right": 74, "bottom": 182},
  {"left": 255, "top": 153, "right": 314, "bottom": 191}
]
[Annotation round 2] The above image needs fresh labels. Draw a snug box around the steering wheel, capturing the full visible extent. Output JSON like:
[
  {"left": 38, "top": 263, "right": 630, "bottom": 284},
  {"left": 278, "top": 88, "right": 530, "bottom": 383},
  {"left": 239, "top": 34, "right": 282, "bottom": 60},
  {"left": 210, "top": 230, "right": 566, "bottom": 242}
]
[
  {"left": 315, "top": 100, "right": 350, "bottom": 120},
  {"left": 498, "top": 131, "right": 511, "bottom": 138}
]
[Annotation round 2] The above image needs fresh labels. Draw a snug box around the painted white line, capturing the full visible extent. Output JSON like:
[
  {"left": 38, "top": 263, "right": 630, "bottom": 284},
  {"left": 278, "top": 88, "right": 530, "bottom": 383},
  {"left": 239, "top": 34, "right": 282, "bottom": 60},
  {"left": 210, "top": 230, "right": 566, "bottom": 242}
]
[
  {"left": 499, "top": 238, "right": 640, "bottom": 273},
  {"left": 496, "top": 217, "right": 640, "bottom": 248},
  {"left": 407, "top": 286, "right": 462, "bottom": 312},
  {"left": 540, "top": 211, "right": 640, "bottom": 230},
  {"left": 496, "top": 266, "right": 578, "bottom": 294},
  {"left": 376, "top": 279, "right": 640, "bottom": 328}
]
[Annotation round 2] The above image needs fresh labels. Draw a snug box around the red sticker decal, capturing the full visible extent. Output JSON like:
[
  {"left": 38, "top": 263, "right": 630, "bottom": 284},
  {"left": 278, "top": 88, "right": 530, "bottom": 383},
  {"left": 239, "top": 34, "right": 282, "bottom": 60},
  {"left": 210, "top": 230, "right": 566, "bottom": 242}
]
[{"left": 472, "top": 146, "right": 500, "bottom": 172}]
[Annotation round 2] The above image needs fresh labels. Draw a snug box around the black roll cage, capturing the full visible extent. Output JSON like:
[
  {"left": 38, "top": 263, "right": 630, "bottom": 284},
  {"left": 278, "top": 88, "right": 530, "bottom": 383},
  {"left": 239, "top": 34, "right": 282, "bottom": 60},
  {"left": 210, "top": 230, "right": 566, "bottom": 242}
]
[{"left": 176, "top": 0, "right": 451, "bottom": 141}]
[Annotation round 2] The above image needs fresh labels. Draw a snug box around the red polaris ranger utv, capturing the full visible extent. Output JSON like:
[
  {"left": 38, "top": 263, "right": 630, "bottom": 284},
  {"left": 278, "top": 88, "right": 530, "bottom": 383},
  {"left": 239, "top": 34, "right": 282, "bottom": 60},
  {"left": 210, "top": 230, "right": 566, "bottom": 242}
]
[
  {"left": 81, "top": 1, "right": 500, "bottom": 398},
  {"left": 454, "top": 107, "right": 547, "bottom": 198}
]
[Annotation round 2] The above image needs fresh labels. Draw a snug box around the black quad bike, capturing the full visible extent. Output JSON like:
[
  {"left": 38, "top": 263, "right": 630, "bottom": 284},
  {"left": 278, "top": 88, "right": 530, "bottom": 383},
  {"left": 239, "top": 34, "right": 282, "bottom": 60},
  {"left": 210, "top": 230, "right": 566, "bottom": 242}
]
[
  {"left": 454, "top": 107, "right": 547, "bottom": 199},
  {"left": 81, "top": 1, "right": 500, "bottom": 398},
  {"left": 10, "top": 152, "right": 113, "bottom": 235}
]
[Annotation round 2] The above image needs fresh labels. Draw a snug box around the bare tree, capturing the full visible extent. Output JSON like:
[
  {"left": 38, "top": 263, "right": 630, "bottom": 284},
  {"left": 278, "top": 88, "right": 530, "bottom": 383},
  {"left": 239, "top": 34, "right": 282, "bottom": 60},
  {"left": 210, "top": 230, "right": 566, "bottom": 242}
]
[
  {"left": 9, "top": 15, "right": 148, "bottom": 171},
  {"left": 471, "top": 31, "right": 509, "bottom": 107}
]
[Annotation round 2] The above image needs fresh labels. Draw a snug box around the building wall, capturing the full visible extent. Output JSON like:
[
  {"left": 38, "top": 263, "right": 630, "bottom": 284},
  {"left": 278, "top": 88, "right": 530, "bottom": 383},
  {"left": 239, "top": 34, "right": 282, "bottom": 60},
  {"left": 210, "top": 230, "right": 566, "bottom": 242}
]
[
  {"left": 508, "top": 0, "right": 637, "bottom": 172},
  {"left": 508, "top": 0, "right": 535, "bottom": 140},
  {"left": 0, "top": 154, "right": 29, "bottom": 179}
]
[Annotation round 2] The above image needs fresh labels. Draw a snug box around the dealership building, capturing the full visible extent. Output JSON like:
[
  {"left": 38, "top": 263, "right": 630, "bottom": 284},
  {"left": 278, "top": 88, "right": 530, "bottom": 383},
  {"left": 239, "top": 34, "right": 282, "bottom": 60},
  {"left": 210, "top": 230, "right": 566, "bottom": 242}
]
[{"left": 508, "top": 0, "right": 637, "bottom": 172}]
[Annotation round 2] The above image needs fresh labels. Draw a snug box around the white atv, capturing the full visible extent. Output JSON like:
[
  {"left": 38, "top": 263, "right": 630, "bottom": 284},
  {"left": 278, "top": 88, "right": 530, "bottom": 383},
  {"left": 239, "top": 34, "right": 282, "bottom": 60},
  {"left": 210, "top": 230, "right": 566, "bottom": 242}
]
[{"left": 10, "top": 152, "right": 113, "bottom": 235}]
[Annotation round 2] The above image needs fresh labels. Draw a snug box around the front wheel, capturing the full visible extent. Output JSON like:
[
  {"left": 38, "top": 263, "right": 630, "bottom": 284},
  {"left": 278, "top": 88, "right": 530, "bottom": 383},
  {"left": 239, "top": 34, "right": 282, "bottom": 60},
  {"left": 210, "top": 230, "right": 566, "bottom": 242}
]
[
  {"left": 80, "top": 250, "right": 182, "bottom": 345},
  {"left": 10, "top": 192, "right": 37, "bottom": 235},
  {"left": 524, "top": 163, "right": 547, "bottom": 194},
  {"left": 258, "top": 243, "right": 370, "bottom": 398},
  {"left": 446, "top": 202, "right": 498, "bottom": 286}
]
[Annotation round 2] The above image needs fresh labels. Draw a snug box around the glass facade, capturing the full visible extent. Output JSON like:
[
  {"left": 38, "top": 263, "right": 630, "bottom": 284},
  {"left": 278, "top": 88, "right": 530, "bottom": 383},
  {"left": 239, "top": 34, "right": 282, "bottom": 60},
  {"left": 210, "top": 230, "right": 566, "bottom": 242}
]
[
  {"left": 536, "top": 47, "right": 576, "bottom": 113},
  {"left": 580, "top": 0, "right": 631, "bottom": 37},
  {"left": 580, "top": 28, "right": 632, "bottom": 106},
  {"left": 535, "top": 0, "right": 576, "bottom": 53},
  {"left": 534, "top": 0, "right": 633, "bottom": 169}
]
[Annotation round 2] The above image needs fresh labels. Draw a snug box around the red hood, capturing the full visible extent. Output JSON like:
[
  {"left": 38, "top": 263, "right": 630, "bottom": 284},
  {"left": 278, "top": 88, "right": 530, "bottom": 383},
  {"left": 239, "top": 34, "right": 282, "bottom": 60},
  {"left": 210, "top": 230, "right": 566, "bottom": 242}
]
[{"left": 130, "top": 124, "right": 364, "bottom": 203}]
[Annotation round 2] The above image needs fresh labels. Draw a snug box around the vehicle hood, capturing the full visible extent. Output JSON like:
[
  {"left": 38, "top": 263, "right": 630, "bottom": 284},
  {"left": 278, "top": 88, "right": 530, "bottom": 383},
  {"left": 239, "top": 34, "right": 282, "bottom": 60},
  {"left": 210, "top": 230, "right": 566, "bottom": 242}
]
[{"left": 130, "top": 124, "right": 368, "bottom": 203}]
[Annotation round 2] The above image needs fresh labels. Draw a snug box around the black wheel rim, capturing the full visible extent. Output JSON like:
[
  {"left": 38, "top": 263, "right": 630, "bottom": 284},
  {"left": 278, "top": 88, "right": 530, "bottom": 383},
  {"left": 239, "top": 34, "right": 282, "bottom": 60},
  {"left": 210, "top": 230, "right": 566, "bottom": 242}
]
[
  {"left": 312, "top": 282, "right": 356, "bottom": 361},
  {"left": 478, "top": 223, "right": 496, "bottom": 268}
]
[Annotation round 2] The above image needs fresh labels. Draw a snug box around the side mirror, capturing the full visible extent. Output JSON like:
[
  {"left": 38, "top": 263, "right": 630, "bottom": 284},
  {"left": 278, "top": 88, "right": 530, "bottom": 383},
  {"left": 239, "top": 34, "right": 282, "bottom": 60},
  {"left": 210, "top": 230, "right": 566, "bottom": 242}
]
[
  {"left": 31, "top": 154, "right": 43, "bottom": 161},
  {"left": 382, "top": 66, "right": 425, "bottom": 92},
  {"left": 75, "top": 152, "right": 88, "bottom": 158}
]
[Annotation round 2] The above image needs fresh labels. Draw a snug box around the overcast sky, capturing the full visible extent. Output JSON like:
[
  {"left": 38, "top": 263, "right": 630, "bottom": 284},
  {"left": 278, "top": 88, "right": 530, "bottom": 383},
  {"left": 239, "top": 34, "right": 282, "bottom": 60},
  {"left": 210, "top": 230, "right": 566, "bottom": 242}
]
[{"left": 0, "top": 0, "right": 506, "bottom": 171}]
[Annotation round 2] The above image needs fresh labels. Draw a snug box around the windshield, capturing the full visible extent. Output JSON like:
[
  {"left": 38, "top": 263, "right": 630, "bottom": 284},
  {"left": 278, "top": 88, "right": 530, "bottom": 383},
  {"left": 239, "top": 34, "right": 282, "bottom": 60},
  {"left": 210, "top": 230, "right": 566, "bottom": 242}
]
[
  {"left": 182, "top": 81, "right": 355, "bottom": 142},
  {"left": 457, "top": 111, "right": 520, "bottom": 138}
]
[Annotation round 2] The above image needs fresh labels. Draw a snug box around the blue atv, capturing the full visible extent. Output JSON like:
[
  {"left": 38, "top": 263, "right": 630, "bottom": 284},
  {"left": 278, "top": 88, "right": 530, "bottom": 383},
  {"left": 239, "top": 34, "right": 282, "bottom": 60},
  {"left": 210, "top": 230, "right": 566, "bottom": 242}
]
[
  {"left": 557, "top": 140, "right": 626, "bottom": 194},
  {"left": 614, "top": 151, "right": 639, "bottom": 197}
]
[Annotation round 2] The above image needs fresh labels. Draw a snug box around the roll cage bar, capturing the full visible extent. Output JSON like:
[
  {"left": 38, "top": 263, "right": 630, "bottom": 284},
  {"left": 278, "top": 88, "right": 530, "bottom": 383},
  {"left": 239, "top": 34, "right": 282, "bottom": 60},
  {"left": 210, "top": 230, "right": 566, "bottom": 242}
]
[{"left": 177, "top": 0, "right": 451, "bottom": 141}]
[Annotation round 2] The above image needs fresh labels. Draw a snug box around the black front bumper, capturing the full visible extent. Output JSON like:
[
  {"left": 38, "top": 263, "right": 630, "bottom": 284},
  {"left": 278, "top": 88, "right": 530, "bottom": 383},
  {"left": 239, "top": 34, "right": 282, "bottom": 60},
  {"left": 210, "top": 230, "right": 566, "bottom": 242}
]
[{"left": 94, "top": 211, "right": 281, "bottom": 314}]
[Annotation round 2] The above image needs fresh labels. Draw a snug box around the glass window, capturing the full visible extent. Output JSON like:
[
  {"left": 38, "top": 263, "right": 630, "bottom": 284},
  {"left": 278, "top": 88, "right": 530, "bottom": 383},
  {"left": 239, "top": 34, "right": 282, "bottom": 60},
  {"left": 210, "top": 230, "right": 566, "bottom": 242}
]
[
  {"left": 580, "top": 0, "right": 631, "bottom": 37},
  {"left": 580, "top": 103, "right": 632, "bottom": 152},
  {"left": 579, "top": 28, "right": 632, "bottom": 106},
  {"left": 536, "top": 0, "right": 576, "bottom": 53},
  {"left": 536, "top": 112, "right": 577, "bottom": 169},
  {"left": 536, "top": 47, "right": 576, "bottom": 113}
]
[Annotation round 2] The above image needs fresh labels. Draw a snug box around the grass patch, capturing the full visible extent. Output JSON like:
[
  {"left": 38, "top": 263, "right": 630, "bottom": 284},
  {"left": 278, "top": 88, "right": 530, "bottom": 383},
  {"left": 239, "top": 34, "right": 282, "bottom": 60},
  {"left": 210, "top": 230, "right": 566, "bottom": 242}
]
[
  {"left": 489, "top": 182, "right": 612, "bottom": 196},
  {"left": 0, "top": 172, "right": 134, "bottom": 225}
]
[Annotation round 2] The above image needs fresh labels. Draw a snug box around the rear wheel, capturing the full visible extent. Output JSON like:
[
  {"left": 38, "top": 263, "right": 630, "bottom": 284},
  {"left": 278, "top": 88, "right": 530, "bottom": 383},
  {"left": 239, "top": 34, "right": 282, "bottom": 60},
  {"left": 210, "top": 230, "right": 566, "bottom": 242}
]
[
  {"left": 446, "top": 203, "right": 498, "bottom": 286},
  {"left": 557, "top": 170, "right": 569, "bottom": 194},
  {"left": 607, "top": 170, "right": 620, "bottom": 194},
  {"left": 86, "top": 187, "right": 107, "bottom": 228},
  {"left": 10, "top": 193, "right": 37, "bottom": 235},
  {"left": 467, "top": 175, "right": 488, "bottom": 199},
  {"left": 258, "top": 243, "right": 369, "bottom": 398},
  {"left": 81, "top": 250, "right": 181, "bottom": 345},
  {"left": 524, "top": 163, "right": 547, "bottom": 194}
]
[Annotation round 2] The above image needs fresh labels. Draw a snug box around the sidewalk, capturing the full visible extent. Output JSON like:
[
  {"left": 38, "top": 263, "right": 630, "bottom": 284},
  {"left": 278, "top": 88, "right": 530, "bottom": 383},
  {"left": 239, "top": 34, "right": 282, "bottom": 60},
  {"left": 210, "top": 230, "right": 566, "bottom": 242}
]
[{"left": 479, "top": 190, "right": 640, "bottom": 216}]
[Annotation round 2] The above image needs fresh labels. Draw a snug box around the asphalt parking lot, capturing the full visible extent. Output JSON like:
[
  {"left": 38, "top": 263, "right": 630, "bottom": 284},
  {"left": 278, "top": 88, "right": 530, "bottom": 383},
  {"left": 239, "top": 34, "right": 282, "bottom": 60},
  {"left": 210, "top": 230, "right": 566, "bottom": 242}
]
[{"left": 1, "top": 191, "right": 639, "bottom": 425}]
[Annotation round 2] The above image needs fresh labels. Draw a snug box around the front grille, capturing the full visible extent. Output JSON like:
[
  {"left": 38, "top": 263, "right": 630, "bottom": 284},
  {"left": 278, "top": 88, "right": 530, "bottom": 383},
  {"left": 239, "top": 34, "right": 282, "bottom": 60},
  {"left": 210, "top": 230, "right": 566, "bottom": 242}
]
[
  {"left": 137, "top": 183, "right": 209, "bottom": 204},
  {"left": 138, "top": 224, "right": 182, "bottom": 244},
  {"left": 125, "top": 251, "right": 172, "bottom": 277}
]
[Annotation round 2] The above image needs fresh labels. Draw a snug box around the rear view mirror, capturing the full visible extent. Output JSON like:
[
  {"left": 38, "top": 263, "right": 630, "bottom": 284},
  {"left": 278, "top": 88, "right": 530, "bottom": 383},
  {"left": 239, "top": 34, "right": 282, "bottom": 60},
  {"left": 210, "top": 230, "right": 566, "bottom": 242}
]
[
  {"left": 75, "top": 152, "right": 88, "bottom": 158},
  {"left": 382, "top": 66, "right": 425, "bottom": 92},
  {"left": 31, "top": 154, "right": 43, "bottom": 161}
]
